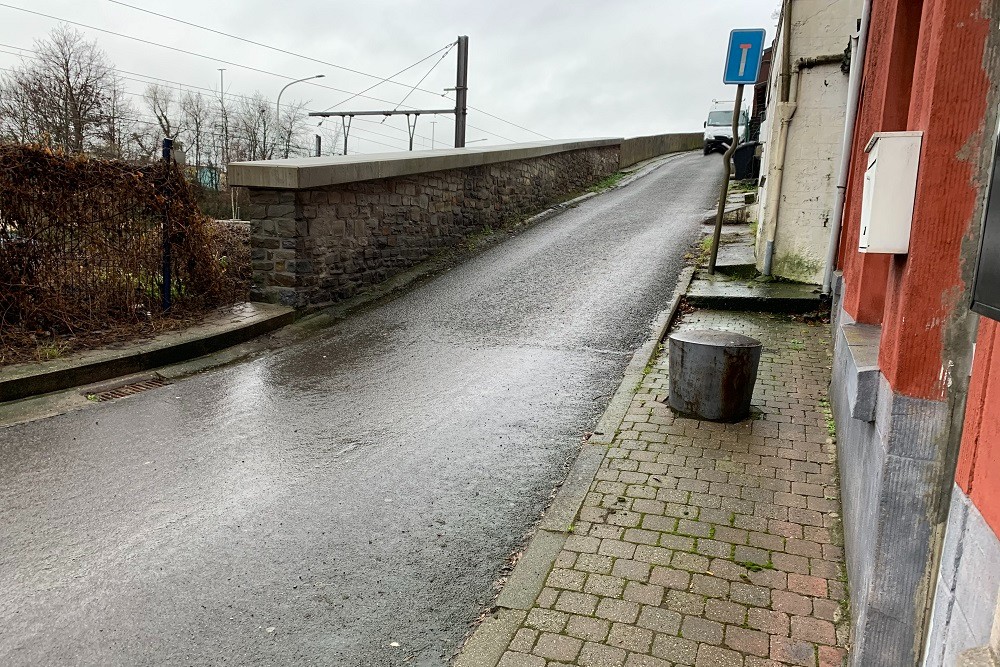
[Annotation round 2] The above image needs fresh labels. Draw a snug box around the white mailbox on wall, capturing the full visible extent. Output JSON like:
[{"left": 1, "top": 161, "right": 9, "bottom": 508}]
[{"left": 858, "top": 131, "right": 923, "bottom": 254}]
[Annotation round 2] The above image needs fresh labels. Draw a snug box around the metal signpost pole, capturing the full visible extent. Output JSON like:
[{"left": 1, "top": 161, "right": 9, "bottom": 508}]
[
  {"left": 708, "top": 29, "right": 766, "bottom": 275},
  {"left": 709, "top": 83, "right": 744, "bottom": 274}
]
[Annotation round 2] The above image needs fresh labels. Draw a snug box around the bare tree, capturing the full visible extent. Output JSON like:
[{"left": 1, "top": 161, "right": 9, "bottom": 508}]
[
  {"left": 95, "top": 72, "right": 143, "bottom": 160},
  {"left": 278, "top": 99, "right": 309, "bottom": 158},
  {"left": 217, "top": 90, "right": 231, "bottom": 167},
  {"left": 144, "top": 83, "right": 180, "bottom": 140},
  {"left": 0, "top": 25, "right": 120, "bottom": 153},
  {"left": 0, "top": 75, "right": 36, "bottom": 144},
  {"left": 233, "top": 92, "right": 278, "bottom": 161},
  {"left": 128, "top": 121, "right": 163, "bottom": 163},
  {"left": 180, "top": 91, "right": 215, "bottom": 170}
]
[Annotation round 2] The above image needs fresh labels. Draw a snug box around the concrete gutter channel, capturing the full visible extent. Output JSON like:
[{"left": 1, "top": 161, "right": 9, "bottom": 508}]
[
  {"left": 454, "top": 265, "right": 695, "bottom": 667},
  {"left": 0, "top": 150, "right": 690, "bottom": 412}
]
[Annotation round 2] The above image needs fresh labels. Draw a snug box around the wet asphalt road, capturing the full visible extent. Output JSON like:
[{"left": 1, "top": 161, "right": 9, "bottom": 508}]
[{"left": 1, "top": 152, "right": 721, "bottom": 667}]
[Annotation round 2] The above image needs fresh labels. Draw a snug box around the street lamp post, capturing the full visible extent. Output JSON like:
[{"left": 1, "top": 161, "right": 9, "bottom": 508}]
[{"left": 276, "top": 74, "right": 325, "bottom": 158}]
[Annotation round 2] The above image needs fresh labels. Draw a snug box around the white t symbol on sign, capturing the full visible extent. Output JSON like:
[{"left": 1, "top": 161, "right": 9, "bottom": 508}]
[{"left": 738, "top": 43, "right": 752, "bottom": 77}]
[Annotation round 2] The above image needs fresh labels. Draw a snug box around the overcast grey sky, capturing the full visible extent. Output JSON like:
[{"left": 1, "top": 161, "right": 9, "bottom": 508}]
[{"left": 0, "top": 1, "right": 779, "bottom": 154}]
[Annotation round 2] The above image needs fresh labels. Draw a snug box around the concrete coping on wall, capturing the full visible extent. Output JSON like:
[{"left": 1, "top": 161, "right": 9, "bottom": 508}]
[{"left": 227, "top": 138, "right": 623, "bottom": 190}]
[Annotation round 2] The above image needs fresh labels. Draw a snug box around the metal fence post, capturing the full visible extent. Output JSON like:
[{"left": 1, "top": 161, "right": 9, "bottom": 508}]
[{"left": 161, "top": 137, "right": 173, "bottom": 312}]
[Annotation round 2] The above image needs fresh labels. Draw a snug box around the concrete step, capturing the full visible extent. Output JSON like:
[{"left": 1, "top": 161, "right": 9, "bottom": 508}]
[
  {"left": 714, "top": 238, "right": 756, "bottom": 271},
  {"left": 703, "top": 203, "right": 751, "bottom": 226},
  {"left": 686, "top": 271, "right": 823, "bottom": 313}
]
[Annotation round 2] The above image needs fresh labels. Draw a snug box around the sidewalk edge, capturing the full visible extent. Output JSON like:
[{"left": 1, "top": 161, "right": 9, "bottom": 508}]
[
  {"left": 0, "top": 306, "right": 295, "bottom": 403},
  {"left": 590, "top": 265, "right": 695, "bottom": 446},
  {"left": 452, "top": 264, "right": 695, "bottom": 667}
]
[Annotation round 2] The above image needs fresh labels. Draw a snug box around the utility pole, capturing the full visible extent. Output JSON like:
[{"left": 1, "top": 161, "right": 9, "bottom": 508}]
[
  {"left": 309, "top": 36, "right": 468, "bottom": 150},
  {"left": 454, "top": 35, "right": 468, "bottom": 148},
  {"left": 315, "top": 134, "right": 321, "bottom": 157},
  {"left": 431, "top": 120, "right": 436, "bottom": 149},
  {"left": 218, "top": 68, "right": 229, "bottom": 166}
]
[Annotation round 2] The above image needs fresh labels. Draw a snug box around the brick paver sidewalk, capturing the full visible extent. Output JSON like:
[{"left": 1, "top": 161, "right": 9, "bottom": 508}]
[{"left": 496, "top": 310, "right": 849, "bottom": 667}]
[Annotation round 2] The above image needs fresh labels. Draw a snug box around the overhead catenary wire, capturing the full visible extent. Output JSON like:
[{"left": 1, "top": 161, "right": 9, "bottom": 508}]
[
  {"left": 107, "top": 0, "right": 452, "bottom": 103},
  {"left": 104, "top": 0, "right": 550, "bottom": 139},
  {"left": 0, "top": 5, "right": 527, "bottom": 145},
  {"left": 0, "top": 28, "right": 509, "bottom": 150},
  {"left": 318, "top": 41, "right": 455, "bottom": 113},
  {"left": 0, "top": 42, "right": 430, "bottom": 148},
  {"left": 0, "top": 3, "right": 439, "bottom": 111},
  {"left": 388, "top": 42, "right": 456, "bottom": 116},
  {"left": 467, "top": 105, "right": 550, "bottom": 140},
  {"left": 0, "top": 18, "right": 528, "bottom": 144}
]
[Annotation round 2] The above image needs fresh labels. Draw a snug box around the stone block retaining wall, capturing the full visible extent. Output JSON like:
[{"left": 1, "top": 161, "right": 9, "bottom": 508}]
[
  {"left": 234, "top": 135, "right": 699, "bottom": 308},
  {"left": 246, "top": 145, "right": 618, "bottom": 307},
  {"left": 619, "top": 132, "right": 702, "bottom": 169}
]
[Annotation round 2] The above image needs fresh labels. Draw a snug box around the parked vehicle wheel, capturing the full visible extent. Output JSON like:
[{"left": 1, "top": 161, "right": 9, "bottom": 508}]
[{"left": 703, "top": 143, "right": 712, "bottom": 156}]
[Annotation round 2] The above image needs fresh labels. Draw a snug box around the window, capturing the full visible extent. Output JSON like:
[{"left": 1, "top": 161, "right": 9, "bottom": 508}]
[
  {"left": 707, "top": 111, "right": 734, "bottom": 126},
  {"left": 972, "top": 126, "right": 1000, "bottom": 321}
]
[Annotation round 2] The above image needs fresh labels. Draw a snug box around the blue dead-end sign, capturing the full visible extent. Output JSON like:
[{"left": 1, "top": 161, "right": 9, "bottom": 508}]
[{"left": 723, "top": 29, "right": 767, "bottom": 85}]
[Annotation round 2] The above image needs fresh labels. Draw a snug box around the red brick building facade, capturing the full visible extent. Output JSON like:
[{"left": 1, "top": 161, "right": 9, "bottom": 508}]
[{"left": 829, "top": 0, "right": 1000, "bottom": 664}]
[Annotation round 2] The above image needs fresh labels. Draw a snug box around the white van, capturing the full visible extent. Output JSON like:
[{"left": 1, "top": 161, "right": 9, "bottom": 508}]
[{"left": 703, "top": 100, "right": 748, "bottom": 155}]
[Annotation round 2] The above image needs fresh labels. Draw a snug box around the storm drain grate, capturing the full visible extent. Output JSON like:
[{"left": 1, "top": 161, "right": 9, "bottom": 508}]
[{"left": 93, "top": 378, "right": 170, "bottom": 402}]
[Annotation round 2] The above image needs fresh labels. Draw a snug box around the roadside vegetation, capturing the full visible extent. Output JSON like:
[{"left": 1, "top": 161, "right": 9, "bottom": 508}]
[
  {"left": 588, "top": 171, "right": 627, "bottom": 192},
  {"left": 0, "top": 25, "right": 331, "bottom": 225}
]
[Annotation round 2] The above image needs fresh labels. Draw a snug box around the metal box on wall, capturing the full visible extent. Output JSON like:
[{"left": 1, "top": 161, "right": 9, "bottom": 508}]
[
  {"left": 859, "top": 132, "right": 923, "bottom": 254},
  {"left": 972, "top": 128, "right": 1000, "bottom": 321}
]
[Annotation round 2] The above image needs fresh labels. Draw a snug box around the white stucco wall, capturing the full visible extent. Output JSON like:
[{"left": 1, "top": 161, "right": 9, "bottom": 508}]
[{"left": 756, "top": 0, "right": 860, "bottom": 284}]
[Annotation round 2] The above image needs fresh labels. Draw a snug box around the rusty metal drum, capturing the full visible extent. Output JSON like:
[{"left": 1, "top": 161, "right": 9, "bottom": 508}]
[{"left": 667, "top": 329, "right": 762, "bottom": 422}]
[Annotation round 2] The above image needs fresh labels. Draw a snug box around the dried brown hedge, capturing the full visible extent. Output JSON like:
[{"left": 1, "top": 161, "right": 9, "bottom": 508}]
[{"left": 0, "top": 145, "right": 248, "bottom": 359}]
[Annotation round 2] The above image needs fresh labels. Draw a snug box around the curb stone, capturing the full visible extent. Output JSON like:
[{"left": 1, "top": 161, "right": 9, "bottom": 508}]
[
  {"left": 590, "top": 265, "right": 695, "bottom": 445},
  {"left": 0, "top": 303, "right": 295, "bottom": 403},
  {"left": 452, "top": 264, "right": 696, "bottom": 667},
  {"left": 615, "top": 150, "right": 690, "bottom": 188},
  {"left": 453, "top": 610, "right": 527, "bottom": 667}
]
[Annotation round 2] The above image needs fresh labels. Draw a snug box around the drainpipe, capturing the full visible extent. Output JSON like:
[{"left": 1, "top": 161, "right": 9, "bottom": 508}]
[
  {"left": 762, "top": 103, "right": 795, "bottom": 276},
  {"left": 762, "top": 53, "right": 846, "bottom": 275},
  {"left": 779, "top": 0, "right": 792, "bottom": 105},
  {"left": 821, "top": 0, "right": 873, "bottom": 295},
  {"left": 762, "top": 0, "right": 794, "bottom": 276}
]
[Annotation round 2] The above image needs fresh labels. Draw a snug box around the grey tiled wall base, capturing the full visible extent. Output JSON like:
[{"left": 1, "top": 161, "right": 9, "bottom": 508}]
[
  {"left": 831, "top": 291, "right": 949, "bottom": 667},
  {"left": 924, "top": 486, "right": 1000, "bottom": 666}
]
